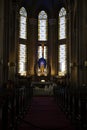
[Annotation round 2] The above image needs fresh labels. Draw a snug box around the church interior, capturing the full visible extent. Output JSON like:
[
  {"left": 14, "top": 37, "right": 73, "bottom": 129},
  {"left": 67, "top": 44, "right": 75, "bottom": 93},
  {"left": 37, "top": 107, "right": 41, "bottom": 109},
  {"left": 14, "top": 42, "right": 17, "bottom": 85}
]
[{"left": 0, "top": 0, "right": 87, "bottom": 130}]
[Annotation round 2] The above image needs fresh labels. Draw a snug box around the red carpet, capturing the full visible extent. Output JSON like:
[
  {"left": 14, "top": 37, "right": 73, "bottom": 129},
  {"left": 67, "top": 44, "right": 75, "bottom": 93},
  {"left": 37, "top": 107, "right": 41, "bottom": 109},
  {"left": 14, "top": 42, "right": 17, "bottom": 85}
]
[{"left": 18, "top": 96, "right": 75, "bottom": 130}]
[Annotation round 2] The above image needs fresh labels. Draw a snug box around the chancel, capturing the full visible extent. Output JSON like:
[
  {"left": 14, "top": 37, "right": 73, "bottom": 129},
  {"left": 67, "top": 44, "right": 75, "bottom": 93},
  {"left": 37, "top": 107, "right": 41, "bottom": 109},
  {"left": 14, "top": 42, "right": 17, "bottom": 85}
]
[{"left": 0, "top": 0, "right": 87, "bottom": 130}]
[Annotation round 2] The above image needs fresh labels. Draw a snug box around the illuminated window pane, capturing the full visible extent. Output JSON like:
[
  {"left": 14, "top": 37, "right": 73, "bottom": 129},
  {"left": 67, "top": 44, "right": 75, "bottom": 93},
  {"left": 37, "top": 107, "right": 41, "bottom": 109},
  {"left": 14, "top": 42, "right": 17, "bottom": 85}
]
[
  {"left": 38, "top": 11, "right": 48, "bottom": 41},
  {"left": 38, "top": 46, "right": 42, "bottom": 59},
  {"left": 18, "top": 44, "right": 27, "bottom": 76},
  {"left": 37, "top": 45, "right": 48, "bottom": 76},
  {"left": 59, "top": 7, "right": 66, "bottom": 40},
  {"left": 38, "top": 46, "right": 47, "bottom": 60},
  {"left": 58, "top": 44, "right": 67, "bottom": 76},
  {"left": 19, "top": 7, "right": 27, "bottom": 39},
  {"left": 44, "top": 46, "right": 47, "bottom": 59}
]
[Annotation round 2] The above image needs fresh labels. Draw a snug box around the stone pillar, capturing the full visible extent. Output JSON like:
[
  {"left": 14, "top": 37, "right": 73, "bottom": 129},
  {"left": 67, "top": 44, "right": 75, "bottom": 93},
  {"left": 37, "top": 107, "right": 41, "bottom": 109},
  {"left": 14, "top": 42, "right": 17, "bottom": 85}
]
[
  {"left": 0, "top": 0, "right": 4, "bottom": 86},
  {"left": 3, "top": 0, "right": 11, "bottom": 83},
  {"left": 65, "top": 10, "right": 72, "bottom": 85},
  {"left": 48, "top": 19, "right": 57, "bottom": 76},
  {"left": 8, "top": 1, "right": 17, "bottom": 81},
  {"left": 28, "top": 18, "right": 37, "bottom": 75},
  {"left": 81, "top": 0, "right": 87, "bottom": 85},
  {"left": 70, "top": 0, "right": 79, "bottom": 87}
]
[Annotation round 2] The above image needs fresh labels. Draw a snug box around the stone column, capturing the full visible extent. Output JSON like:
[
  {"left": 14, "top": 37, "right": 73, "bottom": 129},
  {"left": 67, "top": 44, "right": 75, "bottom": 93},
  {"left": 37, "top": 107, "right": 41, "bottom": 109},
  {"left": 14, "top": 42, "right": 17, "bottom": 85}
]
[
  {"left": 8, "top": 1, "right": 17, "bottom": 81},
  {"left": 48, "top": 19, "right": 57, "bottom": 76},
  {"left": 79, "top": 0, "right": 87, "bottom": 85},
  {"left": 70, "top": 0, "right": 79, "bottom": 87},
  {"left": 3, "top": 0, "right": 11, "bottom": 83},
  {"left": 0, "top": 0, "right": 4, "bottom": 86},
  {"left": 28, "top": 18, "right": 37, "bottom": 75}
]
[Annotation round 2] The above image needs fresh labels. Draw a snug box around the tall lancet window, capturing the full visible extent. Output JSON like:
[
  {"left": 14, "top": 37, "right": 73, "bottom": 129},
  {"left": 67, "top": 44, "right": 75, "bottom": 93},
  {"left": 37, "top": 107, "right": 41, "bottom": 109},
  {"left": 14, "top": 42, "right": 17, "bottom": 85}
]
[
  {"left": 58, "top": 7, "right": 67, "bottom": 76},
  {"left": 59, "top": 7, "right": 66, "bottom": 40},
  {"left": 37, "top": 10, "right": 48, "bottom": 76},
  {"left": 18, "top": 7, "right": 27, "bottom": 76},
  {"left": 19, "top": 7, "right": 27, "bottom": 39},
  {"left": 38, "top": 10, "right": 48, "bottom": 41}
]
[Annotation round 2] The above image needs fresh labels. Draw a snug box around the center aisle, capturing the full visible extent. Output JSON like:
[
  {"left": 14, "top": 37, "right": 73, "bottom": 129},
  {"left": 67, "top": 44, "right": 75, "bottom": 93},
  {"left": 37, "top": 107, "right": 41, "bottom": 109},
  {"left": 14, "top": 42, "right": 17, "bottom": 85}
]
[{"left": 18, "top": 96, "right": 75, "bottom": 130}]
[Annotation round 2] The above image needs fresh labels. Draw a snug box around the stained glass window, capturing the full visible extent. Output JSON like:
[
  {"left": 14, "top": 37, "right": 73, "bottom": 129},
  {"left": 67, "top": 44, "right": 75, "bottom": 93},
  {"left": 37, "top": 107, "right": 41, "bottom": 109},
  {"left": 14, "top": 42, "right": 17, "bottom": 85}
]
[
  {"left": 44, "top": 46, "right": 47, "bottom": 59},
  {"left": 37, "top": 10, "right": 48, "bottom": 76},
  {"left": 58, "top": 44, "right": 66, "bottom": 76},
  {"left": 59, "top": 7, "right": 66, "bottom": 40},
  {"left": 58, "top": 7, "right": 67, "bottom": 76},
  {"left": 38, "top": 11, "right": 48, "bottom": 41},
  {"left": 18, "top": 7, "right": 27, "bottom": 76},
  {"left": 37, "top": 45, "right": 48, "bottom": 76},
  {"left": 19, "top": 7, "right": 27, "bottom": 39},
  {"left": 38, "top": 46, "right": 42, "bottom": 59},
  {"left": 38, "top": 45, "right": 47, "bottom": 60},
  {"left": 18, "top": 44, "right": 27, "bottom": 76}
]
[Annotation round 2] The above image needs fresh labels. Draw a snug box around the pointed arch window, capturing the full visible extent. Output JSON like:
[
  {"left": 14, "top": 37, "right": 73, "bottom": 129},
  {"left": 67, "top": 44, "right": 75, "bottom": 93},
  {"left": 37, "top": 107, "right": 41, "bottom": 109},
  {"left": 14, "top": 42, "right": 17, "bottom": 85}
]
[
  {"left": 58, "top": 7, "right": 67, "bottom": 76},
  {"left": 37, "top": 10, "right": 48, "bottom": 76},
  {"left": 38, "top": 10, "right": 48, "bottom": 41},
  {"left": 18, "top": 7, "right": 27, "bottom": 76},
  {"left": 19, "top": 7, "right": 27, "bottom": 39},
  {"left": 59, "top": 7, "right": 66, "bottom": 40}
]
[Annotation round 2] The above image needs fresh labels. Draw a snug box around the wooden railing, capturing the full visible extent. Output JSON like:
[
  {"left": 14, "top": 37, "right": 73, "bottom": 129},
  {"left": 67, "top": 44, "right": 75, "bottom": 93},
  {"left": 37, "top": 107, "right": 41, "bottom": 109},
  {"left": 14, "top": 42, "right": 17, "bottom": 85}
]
[
  {"left": 54, "top": 84, "right": 87, "bottom": 130},
  {"left": 0, "top": 79, "right": 33, "bottom": 130}
]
